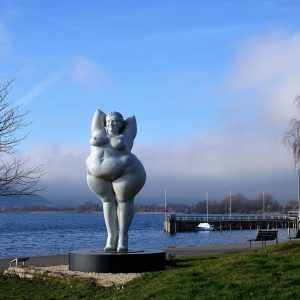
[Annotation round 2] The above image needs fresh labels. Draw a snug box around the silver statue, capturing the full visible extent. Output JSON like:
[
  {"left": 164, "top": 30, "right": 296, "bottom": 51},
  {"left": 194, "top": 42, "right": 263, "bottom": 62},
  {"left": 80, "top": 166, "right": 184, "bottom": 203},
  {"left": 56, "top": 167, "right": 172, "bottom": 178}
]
[{"left": 86, "top": 110, "right": 146, "bottom": 252}]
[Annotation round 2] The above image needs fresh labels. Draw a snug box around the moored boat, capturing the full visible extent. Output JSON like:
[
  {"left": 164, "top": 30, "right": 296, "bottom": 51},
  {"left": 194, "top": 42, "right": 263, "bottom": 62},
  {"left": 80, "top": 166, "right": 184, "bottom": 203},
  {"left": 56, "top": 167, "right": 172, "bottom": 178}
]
[{"left": 197, "top": 222, "right": 215, "bottom": 231}]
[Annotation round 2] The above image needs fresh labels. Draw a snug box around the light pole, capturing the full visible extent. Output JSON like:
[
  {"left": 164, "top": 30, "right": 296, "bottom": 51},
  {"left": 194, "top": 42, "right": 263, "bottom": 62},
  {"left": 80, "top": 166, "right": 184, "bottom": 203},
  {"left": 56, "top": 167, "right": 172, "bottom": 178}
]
[
  {"left": 297, "top": 169, "right": 300, "bottom": 218},
  {"left": 229, "top": 189, "right": 232, "bottom": 220},
  {"left": 263, "top": 191, "right": 265, "bottom": 219}
]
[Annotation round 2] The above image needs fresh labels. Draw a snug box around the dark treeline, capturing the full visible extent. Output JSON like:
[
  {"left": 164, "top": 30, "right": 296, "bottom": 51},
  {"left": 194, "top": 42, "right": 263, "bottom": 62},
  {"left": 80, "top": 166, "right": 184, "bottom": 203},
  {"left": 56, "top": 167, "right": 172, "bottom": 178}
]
[
  {"left": 195, "top": 193, "right": 279, "bottom": 214},
  {"left": 193, "top": 193, "right": 298, "bottom": 214},
  {"left": 76, "top": 201, "right": 102, "bottom": 212},
  {"left": 0, "top": 201, "right": 103, "bottom": 213},
  {"left": 135, "top": 203, "right": 192, "bottom": 214},
  {"left": 0, "top": 195, "right": 299, "bottom": 214},
  {"left": 136, "top": 193, "right": 299, "bottom": 214}
]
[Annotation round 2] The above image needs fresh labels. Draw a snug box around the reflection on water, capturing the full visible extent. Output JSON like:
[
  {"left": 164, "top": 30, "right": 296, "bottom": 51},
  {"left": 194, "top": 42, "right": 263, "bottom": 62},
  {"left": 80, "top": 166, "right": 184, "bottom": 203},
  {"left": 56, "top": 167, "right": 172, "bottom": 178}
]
[{"left": 0, "top": 213, "right": 294, "bottom": 258}]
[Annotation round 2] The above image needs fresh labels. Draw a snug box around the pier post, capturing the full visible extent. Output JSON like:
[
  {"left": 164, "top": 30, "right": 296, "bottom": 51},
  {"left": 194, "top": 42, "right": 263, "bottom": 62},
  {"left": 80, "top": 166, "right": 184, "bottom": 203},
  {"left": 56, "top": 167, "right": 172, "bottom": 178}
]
[{"left": 163, "top": 214, "right": 176, "bottom": 234}]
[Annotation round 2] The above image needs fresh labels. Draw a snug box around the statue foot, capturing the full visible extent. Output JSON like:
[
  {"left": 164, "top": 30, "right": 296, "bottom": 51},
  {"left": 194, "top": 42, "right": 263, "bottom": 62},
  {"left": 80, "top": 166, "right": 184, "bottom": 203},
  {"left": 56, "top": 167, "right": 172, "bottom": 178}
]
[
  {"left": 104, "top": 234, "right": 118, "bottom": 252},
  {"left": 104, "top": 246, "right": 117, "bottom": 252},
  {"left": 117, "top": 246, "right": 128, "bottom": 252},
  {"left": 117, "top": 235, "right": 128, "bottom": 252}
]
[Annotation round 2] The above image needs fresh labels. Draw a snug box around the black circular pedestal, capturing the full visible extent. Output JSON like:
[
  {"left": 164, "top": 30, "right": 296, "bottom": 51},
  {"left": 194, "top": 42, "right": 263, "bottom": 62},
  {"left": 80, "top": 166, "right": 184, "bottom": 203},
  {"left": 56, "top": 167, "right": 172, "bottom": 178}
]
[{"left": 69, "top": 250, "right": 166, "bottom": 273}]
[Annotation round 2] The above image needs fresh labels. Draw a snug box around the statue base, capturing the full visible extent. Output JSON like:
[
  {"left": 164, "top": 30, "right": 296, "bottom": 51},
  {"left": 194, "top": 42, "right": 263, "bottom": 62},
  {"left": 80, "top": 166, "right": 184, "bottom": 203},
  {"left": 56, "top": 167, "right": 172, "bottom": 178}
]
[{"left": 69, "top": 249, "right": 166, "bottom": 273}]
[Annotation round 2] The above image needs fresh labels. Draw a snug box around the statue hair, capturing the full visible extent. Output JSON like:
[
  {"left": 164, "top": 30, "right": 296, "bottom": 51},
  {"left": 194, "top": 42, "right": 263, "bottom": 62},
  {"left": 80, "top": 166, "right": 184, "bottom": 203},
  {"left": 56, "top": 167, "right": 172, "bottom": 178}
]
[{"left": 106, "top": 111, "right": 124, "bottom": 121}]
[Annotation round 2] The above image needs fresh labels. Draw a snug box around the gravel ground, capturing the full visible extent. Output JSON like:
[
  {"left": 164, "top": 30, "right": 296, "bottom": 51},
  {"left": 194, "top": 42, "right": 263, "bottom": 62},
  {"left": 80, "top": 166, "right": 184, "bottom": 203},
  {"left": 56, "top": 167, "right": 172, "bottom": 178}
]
[
  {"left": 4, "top": 265, "right": 143, "bottom": 287},
  {"left": 37, "top": 265, "right": 142, "bottom": 285}
]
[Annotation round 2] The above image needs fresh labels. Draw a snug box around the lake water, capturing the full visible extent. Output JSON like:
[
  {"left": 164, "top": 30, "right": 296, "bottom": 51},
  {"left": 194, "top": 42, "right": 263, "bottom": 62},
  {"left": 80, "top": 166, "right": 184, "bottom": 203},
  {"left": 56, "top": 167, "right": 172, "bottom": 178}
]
[{"left": 0, "top": 213, "right": 294, "bottom": 258}]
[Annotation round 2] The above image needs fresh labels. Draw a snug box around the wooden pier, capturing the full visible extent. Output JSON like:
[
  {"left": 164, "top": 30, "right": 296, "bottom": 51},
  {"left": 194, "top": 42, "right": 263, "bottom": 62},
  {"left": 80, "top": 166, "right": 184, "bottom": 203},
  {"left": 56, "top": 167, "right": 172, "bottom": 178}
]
[{"left": 163, "top": 214, "right": 300, "bottom": 234}]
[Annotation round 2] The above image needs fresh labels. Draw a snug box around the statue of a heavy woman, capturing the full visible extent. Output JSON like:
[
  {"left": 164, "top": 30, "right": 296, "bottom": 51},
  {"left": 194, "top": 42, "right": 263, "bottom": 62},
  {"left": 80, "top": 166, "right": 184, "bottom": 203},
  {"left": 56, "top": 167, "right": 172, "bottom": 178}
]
[{"left": 86, "top": 110, "right": 146, "bottom": 252}]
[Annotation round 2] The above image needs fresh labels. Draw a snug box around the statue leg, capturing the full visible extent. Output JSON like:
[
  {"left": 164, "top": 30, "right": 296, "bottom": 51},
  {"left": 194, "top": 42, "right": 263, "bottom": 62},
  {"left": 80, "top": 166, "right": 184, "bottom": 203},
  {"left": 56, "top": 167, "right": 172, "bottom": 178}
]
[
  {"left": 116, "top": 201, "right": 134, "bottom": 252},
  {"left": 103, "top": 200, "right": 118, "bottom": 252},
  {"left": 113, "top": 165, "right": 146, "bottom": 252},
  {"left": 87, "top": 175, "right": 118, "bottom": 251}
]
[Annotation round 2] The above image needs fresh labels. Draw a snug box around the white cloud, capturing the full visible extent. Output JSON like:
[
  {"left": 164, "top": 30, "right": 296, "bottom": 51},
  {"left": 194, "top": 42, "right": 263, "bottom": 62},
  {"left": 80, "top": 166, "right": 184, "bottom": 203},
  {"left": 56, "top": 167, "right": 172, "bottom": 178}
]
[
  {"left": 15, "top": 56, "right": 111, "bottom": 106},
  {"left": 226, "top": 32, "right": 300, "bottom": 127},
  {"left": 19, "top": 144, "right": 91, "bottom": 205},
  {"left": 19, "top": 125, "right": 295, "bottom": 206},
  {"left": 138, "top": 132, "right": 287, "bottom": 180},
  {"left": 22, "top": 144, "right": 87, "bottom": 182},
  {"left": 71, "top": 56, "right": 111, "bottom": 88},
  {"left": 11, "top": 56, "right": 110, "bottom": 108}
]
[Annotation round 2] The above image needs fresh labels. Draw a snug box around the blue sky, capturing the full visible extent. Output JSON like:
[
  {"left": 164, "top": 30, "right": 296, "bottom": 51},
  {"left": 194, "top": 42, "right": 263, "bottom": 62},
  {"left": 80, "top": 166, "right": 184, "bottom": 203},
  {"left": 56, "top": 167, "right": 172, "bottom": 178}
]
[{"left": 1, "top": 0, "right": 300, "bottom": 205}]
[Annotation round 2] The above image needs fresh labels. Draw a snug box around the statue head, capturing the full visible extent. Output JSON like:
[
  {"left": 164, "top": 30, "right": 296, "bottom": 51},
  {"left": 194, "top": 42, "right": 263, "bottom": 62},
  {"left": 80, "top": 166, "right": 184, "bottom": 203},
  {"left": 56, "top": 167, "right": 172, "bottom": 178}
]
[{"left": 105, "top": 112, "right": 125, "bottom": 135}]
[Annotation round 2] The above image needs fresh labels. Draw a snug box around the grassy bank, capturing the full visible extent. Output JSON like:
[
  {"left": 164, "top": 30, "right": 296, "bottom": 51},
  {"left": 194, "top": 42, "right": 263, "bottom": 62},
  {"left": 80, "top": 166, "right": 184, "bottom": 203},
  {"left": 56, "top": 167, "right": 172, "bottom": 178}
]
[{"left": 1, "top": 241, "right": 300, "bottom": 299}]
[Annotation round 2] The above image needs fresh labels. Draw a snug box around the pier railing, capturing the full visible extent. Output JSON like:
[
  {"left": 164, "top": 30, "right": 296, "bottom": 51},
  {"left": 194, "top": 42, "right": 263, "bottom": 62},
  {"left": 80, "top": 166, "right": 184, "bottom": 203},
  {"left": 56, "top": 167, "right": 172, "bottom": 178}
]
[
  {"left": 173, "top": 214, "right": 293, "bottom": 222},
  {"left": 164, "top": 214, "right": 299, "bottom": 234}
]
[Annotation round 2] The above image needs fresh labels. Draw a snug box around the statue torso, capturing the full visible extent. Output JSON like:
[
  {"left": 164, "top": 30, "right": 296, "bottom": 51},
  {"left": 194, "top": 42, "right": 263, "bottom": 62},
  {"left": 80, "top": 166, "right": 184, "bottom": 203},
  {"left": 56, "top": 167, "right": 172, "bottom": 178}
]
[{"left": 86, "top": 133, "right": 136, "bottom": 180}]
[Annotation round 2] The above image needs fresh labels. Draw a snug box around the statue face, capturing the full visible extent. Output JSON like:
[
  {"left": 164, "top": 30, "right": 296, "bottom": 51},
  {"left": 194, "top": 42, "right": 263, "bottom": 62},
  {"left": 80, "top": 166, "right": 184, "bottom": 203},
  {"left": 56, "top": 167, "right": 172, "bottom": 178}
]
[{"left": 106, "top": 117, "right": 123, "bottom": 135}]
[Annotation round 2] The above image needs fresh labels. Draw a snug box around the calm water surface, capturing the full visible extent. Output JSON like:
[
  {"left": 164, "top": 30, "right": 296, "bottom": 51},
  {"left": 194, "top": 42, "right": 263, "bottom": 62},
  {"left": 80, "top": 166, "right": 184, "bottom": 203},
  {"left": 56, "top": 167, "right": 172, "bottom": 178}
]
[{"left": 0, "top": 213, "right": 293, "bottom": 258}]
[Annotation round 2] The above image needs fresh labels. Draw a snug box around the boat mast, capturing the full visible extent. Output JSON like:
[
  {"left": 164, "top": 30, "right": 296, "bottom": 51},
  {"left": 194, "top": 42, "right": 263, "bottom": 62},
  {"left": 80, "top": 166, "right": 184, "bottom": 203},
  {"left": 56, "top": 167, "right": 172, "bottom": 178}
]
[
  {"left": 206, "top": 192, "right": 208, "bottom": 222},
  {"left": 229, "top": 189, "right": 232, "bottom": 219},
  {"left": 263, "top": 191, "right": 265, "bottom": 219}
]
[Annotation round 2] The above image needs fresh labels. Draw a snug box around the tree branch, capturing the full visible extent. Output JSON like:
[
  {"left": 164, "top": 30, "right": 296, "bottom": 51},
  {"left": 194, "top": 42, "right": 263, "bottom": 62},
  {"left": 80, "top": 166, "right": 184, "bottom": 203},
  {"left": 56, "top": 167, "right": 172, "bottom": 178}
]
[{"left": 0, "top": 80, "right": 45, "bottom": 197}]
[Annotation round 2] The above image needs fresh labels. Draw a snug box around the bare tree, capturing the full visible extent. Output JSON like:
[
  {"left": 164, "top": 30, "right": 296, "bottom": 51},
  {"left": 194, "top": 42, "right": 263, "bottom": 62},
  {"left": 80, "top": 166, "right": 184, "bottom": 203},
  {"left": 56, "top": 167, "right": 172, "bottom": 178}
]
[
  {"left": 283, "top": 96, "right": 300, "bottom": 166},
  {"left": 0, "top": 80, "right": 44, "bottom": 197}
]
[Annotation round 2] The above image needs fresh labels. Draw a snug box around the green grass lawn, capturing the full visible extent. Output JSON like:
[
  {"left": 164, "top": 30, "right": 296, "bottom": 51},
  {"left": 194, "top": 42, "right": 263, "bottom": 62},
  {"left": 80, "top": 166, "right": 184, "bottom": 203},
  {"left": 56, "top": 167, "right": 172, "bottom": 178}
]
[{"left": 1, "top": 241, "right": 300, "bottom": 300}]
